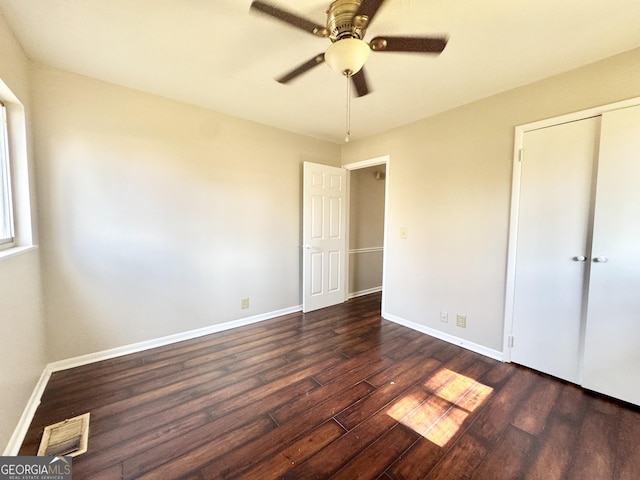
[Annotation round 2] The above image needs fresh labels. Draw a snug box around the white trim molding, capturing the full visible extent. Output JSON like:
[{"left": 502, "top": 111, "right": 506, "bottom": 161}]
[
  {"left": 383, "top": 311, "right": 503, "bottom": 361},
  {"left": 4, "top": 304, "right": 302, "bottom": 456},
  {"left": 3, "top": 368, "right": 52, "bottom": 456},
  {"left": 47, "top": 305, "right": 301, "bottom": 373},
  {"left": 0, "top": 245, "right": 37, "bottom": 261},
  {"left": 348, "top": 286, "right": 383, "bottom": 299},
  {"left": 342, "top": 155, "right": 389, "bottom": 170},
  {"left": 349, "top": 246, "right": 383, "bottom": 255}
]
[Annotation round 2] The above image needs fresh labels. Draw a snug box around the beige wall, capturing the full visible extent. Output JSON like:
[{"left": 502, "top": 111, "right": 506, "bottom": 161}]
[
  {"left": 30, "top": 65, "right": 341, "bottom": 361},
  {"left": 4, "top": 6, "right": 640, "bottom": 450},
  {"left": 349, "top": 165, "right": 385, "bottom": 295},
  {"left": 0, "top": 12, "right": 46, "bottom": 452},
  {"left": 342, "top": 47, "right": 640, "bottom": 352}
]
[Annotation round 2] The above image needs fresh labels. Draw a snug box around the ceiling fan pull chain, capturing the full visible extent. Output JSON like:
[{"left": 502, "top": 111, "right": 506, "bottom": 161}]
[{"left": 345, "top": 70, "right": 352, "bottom": 142}]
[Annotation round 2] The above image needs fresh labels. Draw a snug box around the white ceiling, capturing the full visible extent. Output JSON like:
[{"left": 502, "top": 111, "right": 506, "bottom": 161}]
[{"left": 1, "top": 0, "right": 640, "bottom": 143}]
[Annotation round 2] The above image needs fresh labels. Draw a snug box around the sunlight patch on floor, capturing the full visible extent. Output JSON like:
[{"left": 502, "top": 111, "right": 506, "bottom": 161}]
[{"left": 386, "top": 368, "right": 493, "bottom": 447}]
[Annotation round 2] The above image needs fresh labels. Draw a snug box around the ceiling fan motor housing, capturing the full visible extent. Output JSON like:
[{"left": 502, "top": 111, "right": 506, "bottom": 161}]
[{"left": 327, "top": 0, "right": 365, "bottom": 41}]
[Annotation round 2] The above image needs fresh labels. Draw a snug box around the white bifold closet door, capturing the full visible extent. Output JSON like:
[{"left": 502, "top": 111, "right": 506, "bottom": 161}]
[
  {"left": 510, "top": 103, "right": 640, "bottom": 406},
  {"left": 511, "top": 117, "right": 600, "bottom": 384},
  {"left": 582, "top": 105, "right": 640, "bottom": 406}
]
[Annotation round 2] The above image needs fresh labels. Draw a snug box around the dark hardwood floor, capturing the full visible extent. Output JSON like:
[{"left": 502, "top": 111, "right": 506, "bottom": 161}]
[{"left": 19, "top": 293, "right": 640, "bottom": 479}]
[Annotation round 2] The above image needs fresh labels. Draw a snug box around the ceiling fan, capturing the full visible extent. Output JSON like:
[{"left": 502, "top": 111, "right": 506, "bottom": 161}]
[{"left": 250, "top": 0, "right": 448, "bottom": 97}]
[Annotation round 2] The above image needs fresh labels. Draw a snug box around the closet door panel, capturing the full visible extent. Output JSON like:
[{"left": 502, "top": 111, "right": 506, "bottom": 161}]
[
  {"left": 511, "top": 118, "right": 599, "bottom": 384},
  {"left": 583, "top": 105, "right": 640, "bottom": 406}
]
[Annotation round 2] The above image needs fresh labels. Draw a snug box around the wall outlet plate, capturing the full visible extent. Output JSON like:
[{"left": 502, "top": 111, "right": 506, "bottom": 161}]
[
  {"left": 440, "top": 311, "right": 448, "bottom": 323},
  {"left": 456, "top": 314, "right": 466, "bottom": 328},
  {"left": 241, "top": 298, "right": 249, "bottom": 309}
]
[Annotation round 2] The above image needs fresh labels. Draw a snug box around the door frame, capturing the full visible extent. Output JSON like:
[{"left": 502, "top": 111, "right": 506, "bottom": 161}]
[
  {"left": 342, "top": 155, "right": 390, "bottom": 313},
  {"left": 503, "top": 96, "right": 640, "bottom": 362}
]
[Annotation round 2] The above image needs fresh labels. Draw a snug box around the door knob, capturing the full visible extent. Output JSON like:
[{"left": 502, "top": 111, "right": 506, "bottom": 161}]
[
  {"left": 593, "top": 256, "right": 608, "bottom": 263},
  {"left": 573, "top": 256, "right": 587, "bottom": 262}
]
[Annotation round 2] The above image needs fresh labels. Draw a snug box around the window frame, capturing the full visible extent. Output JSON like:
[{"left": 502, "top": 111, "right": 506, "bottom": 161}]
[{"left": 0, "top": 100, "right": 15, "bottom": 249}]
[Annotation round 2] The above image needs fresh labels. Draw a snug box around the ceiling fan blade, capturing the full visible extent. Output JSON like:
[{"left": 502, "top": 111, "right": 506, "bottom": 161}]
[
  {"left": 276, "top": 54, "right": 325, "bottom": 84},
  {"left": 250, "top": 1, "right": 329, "bottom": 37},
  {"left": 370, "top": 36, "right": 448, "bottom": 53},
  {"left": 351, "top": 69, "right": 370, "bottom": 97},
  {"left": 352, "top": 0, "right": 387, "bottom": 30}
]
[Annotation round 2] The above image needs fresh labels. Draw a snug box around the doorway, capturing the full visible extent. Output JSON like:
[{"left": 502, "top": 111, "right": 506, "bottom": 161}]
[
  {"left": 344, "top": 155, "right": 389, "bottom": 310},
  {"left": 301, "top": 156, "right": 389, "bottom": 313}
]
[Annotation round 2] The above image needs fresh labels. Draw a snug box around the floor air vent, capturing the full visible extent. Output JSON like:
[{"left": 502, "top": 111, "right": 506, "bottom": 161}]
[{"left": 37, "top": 412, "right": 90, "bottom": 457}]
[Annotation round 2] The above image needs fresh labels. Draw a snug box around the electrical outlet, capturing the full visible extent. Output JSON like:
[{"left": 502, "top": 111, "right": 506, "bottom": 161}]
[
  {"left": 400, "top": 227, "right": 408, "bottom": 239},
  {"left": 456, "top": 314, "right": 467, "bottom": 328},
  {"left": 440, "top": 311, "right": 448, "bottom": 323},
  {"left": 241, "top": 297, "right": 250, "bottom": 309}
]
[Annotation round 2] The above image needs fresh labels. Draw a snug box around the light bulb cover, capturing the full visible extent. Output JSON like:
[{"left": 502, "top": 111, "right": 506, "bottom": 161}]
[{"left": 324, "top": 38, "right": 371, "bottom": 75}]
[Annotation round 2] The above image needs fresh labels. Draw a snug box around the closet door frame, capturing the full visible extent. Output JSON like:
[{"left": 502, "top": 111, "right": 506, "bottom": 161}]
[{"left": 503, "top": 96, "right": 640, "bottom": 363}]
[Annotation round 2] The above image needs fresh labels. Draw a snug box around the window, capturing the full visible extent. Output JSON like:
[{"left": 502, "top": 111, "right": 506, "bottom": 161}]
[{"left": 0, "top": 101, "right": 14, "bottom": 247}]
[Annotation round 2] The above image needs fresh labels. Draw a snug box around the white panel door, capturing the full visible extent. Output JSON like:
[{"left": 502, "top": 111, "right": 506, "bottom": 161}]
[
  {"left": 583, "top": 105, "right": 640, "bottom": 405},
  {"left": 510, "top": 117, "right": 600, "bottom": 383},
  {"left": 303, "top": 162, "right": 347, "bottom": 313}
]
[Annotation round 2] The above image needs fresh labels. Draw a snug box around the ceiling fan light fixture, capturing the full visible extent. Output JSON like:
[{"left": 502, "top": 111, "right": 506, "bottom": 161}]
[{"left": 324, "top": 38, "right": 371, "bottom": 76}]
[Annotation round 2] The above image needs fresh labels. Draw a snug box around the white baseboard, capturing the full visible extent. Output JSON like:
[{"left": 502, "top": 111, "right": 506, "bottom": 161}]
[
  {"left": 348, "top": 286, "right": 382, "bottom": 299},
  {"left": 3, "top": 368, "right": 52, "bottom": 456},
  {"left": 47, "top": 305, "right": 303, "bottom": 373},
  {"left": 382, "top": 311, "right": 504, "bottom": 361},
  {"left": 4, "top": 304, "right": 302, "bottom": 455}
]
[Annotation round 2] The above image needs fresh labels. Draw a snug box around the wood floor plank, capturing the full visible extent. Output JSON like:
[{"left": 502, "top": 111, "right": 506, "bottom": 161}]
[
  {"left": 553, "top": 381, "right": 588, "bottom": 423},
  {"left": 88, "top": 359, "right": 283, "bottom": 445},
  {"left": 332, "top": 313, "right": 384, "bottom": 334},
  {"left": 393, "top": 394, "right": 456, "bottom": 445},
  {"left": 385, "top": 436, "right": 444, "bottom": 480},
  {"left": 383, "top": 356, "right": 494, "bottom": 480},
  {"left": 130, "top": 416, "right": 276, "bottom": 480},
  {"left": 385, "top": 333, "right": 439, "bottom": 361},
  {"left": 477, "top": 359, "right": 514, "bottom": 387},
  {"left": 511, "top": 374, "right": 561, "bottom": 436},
  {"left": 330, "top": 424, "right": 419, "bottom": 480},
  {"left": 524, "top": 416, "right": 578, "bottom": 480},
  {"left": 18, "top": 293, "right": 640, "bottom": 480},
  {"left": 283, "top": 409, "right": 398, "bottom": 479},
  {"left": 91, "top": 375, "right": 263, "bottom": 429},
  {"left": 423, "top": 433, "right": 488, "bottom": 480},
  {"left": 90, "top": 463, "right": 123, "bottom": 480},
  {"left": 199, "top": 372, "right": 384, "bottom": 479},
  {"left": 565, "top": 407, "right": 619, "bottom": 480},
  {"left": 74, "top": 377, "right": 318, "bottom": 475},
  {"left": 72, "top": 410, "right": 212, "bottom": 475},
  {"left": 335, "top": 358, "right": 442, "bottom": 430},
  {"left": 614, "top": 408, "right": 640, "bottom": 480},
  {"left": 314, "top": 338, "right": 405, "bottom": 385},
  {"left": 45, "top": 357, "right": 143, "bottom": 387},
  {"left": 339, "top": 325, "right": 408, "bottom": 358},
  {"left": 472, "top": 425, "right": 534, "bottom": 479},
  {"left": 40, "top": 362, "right": 184, "bottom": 407},
  {"left": 468, "top": 366, "right": 536, "bottom": 444},
  {"left": 182, "top": 329, "right": 331, "bottom": 369},
  {"left": 237, "top": 420, "right": 345, "bottom": 479},
  {"left": 272, "top": 380, "right": 375, "bottom": 425},
  {"left": 366, "top": 354, "right": 437, "bottom": 388},
  {"left": 259, "top": 352, "right": 346, "bottom": 383}
]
